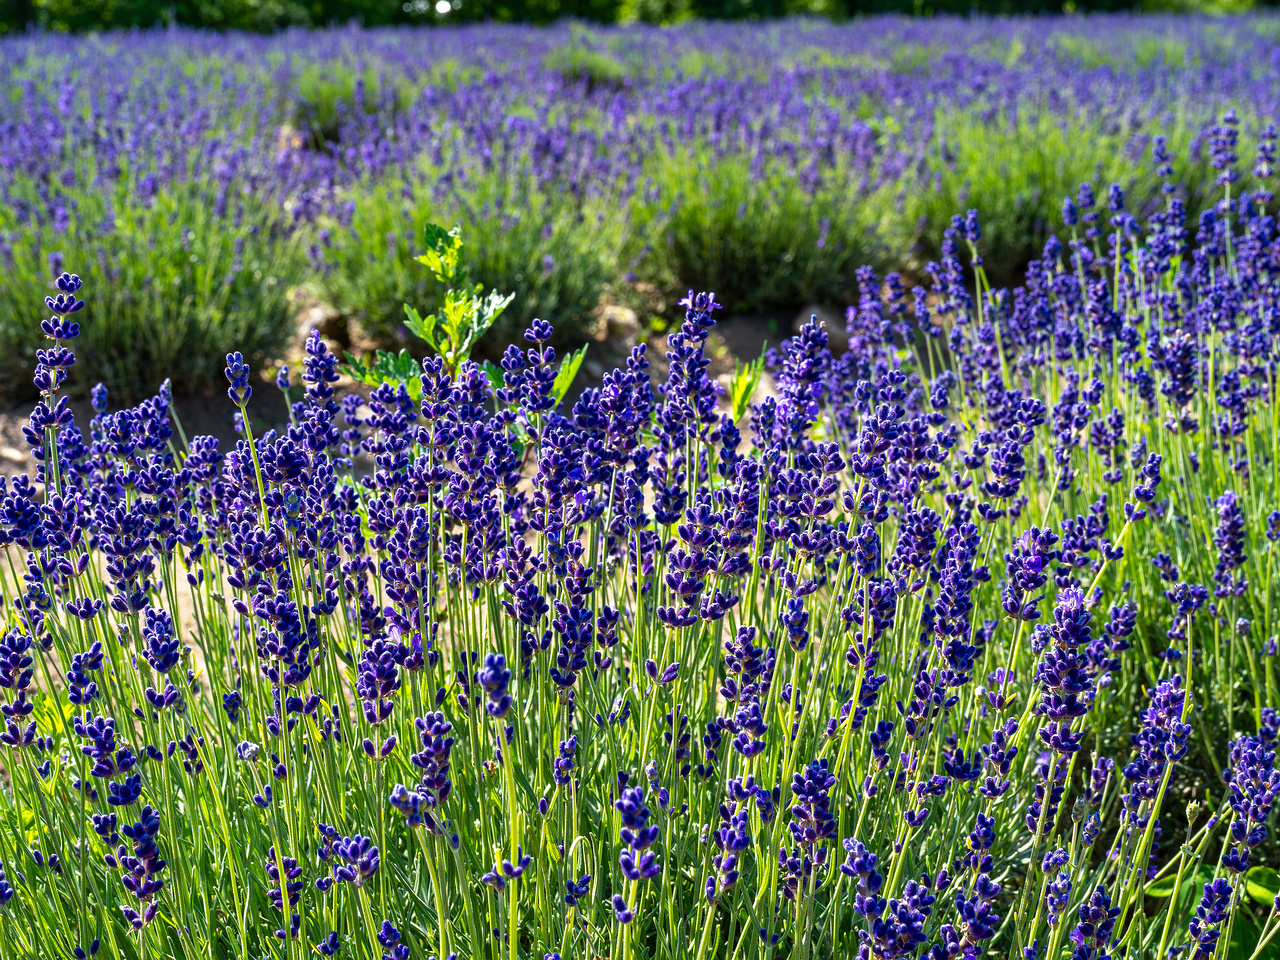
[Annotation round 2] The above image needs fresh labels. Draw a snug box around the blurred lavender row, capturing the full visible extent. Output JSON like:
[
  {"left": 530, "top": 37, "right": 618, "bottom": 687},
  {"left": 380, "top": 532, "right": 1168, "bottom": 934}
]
[{"left": 2, "top": 16, "right": 1279, "bottom": 397}]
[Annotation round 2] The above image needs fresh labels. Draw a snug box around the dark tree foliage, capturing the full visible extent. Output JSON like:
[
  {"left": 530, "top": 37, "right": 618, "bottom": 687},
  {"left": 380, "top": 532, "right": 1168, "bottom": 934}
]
[
  {"left": 0, "top": 0, "right": 624, "bottom": 30},
  {"left": 688, "top": 0, "right": 1189, "bottom": 16},
  {"left": 3, "top": 0, "right": 1276, "bottom": 36}
]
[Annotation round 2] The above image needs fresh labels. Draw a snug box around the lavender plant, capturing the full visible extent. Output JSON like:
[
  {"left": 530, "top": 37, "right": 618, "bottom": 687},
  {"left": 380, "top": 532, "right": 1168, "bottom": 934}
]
[
  {"left": 7, "top": 17, "right": 1280, "bottom": 395},
  {"left": 4, "top": 118, "right": 1280, "bottom": 960}
]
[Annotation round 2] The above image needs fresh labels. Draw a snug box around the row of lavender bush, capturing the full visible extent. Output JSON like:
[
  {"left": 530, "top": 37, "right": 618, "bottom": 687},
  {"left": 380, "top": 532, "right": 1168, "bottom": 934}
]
[
  {"left": 4, "top": 16, "right": 1280, "bottom": 397},
  {"left": 1, "top": 108, "right": 1279, "bottom": 959}
]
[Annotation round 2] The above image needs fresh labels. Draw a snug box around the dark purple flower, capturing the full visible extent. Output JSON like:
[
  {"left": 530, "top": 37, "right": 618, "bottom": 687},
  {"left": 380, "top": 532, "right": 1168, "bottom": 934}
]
[{"left": 225, "top": 352, "right": 253, "bottom": 407}]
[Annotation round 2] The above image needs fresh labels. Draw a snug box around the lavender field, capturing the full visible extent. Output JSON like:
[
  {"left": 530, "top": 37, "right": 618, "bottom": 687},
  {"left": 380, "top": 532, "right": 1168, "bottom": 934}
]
[
  {"left": 2, "top": 14, "right": 1280, "bottom": 960},
  {"left": 0, "top": 16, "right": 1278, "bottom": 395}
]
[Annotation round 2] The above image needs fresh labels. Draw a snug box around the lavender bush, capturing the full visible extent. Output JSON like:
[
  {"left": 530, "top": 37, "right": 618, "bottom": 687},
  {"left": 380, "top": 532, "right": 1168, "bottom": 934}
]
[
  {"left": 4, "top": 17, "right": 1280, "bottom": 397},
  {"left": 2, "top": 116, "right": 1280, "bottom": 960}
]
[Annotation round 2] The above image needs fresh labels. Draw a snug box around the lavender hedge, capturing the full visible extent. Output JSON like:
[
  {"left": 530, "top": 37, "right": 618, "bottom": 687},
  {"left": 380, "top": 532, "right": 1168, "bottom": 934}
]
[
  {"left": 2, "top": 109, "right": 1280, "bottom": 960},
  {"left": 3, "top": 17, "right": 1280, "bottom": 397}
]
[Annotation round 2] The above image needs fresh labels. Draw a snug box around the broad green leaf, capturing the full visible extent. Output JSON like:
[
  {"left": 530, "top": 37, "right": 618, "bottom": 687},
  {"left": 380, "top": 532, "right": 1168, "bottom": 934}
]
[
  {"left": 404, "top": 223, "right": 516, "bottom": 374},
  {"left": 374, "top": 349, "right": 423, "bottom": 402},
  {"left": 1146, "top": 863, "right": 1214, "bottom": 899},
  {"left": 552, "top": 345, "right": 589, "bottom": 406},
  {"left": 1227, "top": 912, "right": 1280, "bottom": 959},
  {"left": 374, "top": 348, "right": 420, "bottom": 385},
  {"left": 1145, "top": 873, "right": 1180, "bottom": 898},
  {"left": 403, "top": 303, "right": 438, "bottom": 346},
  {"left": 422, "top": 221, "right": 454, "bottom": 253},
  {"left": 1245, "top": 866, "right": 1280, "bottom": 904},
  {"left": 478, "top": 289, "right": 515, "bottom": 329},
  {"left": 415, "top": 222, "right": 464, "bottom": 285}
]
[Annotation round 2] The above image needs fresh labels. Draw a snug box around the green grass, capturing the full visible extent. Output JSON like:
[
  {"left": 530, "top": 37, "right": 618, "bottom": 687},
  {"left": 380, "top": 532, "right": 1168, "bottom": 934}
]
[
  {"left": 313, "top": 102, "right": 1257, "bottom": 344},
  {"left": 294, "top": 61, "right": 418, "bottom": 148},
  {"left": 0, "top": 183, "right": 306, "bottom": 403},
  {"left": 631, "top": 149, "right": 894, "bottom": 313},
  {"left": 899, "top": 109, "right": 1223, "bottom": 285},
  {"left": 543, "top": 43, "right": 633, "bottom": 90},
  {"left": 1053, "top": 32, "right": 1190, "bottom": 69}
]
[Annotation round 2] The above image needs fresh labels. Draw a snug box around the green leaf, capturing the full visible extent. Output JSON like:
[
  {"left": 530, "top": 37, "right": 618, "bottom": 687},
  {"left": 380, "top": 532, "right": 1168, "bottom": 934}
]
[
  {"left": 482, "top": 360, "right": 505, "bottom": 394},
  {"left": 542, "top": 822, "right": 563, "bottom": 864},
  {"left": 422, "top": 221, "right": 454, "bottom": 253},
  {"left": 372, "top": 349, "right": 423, "bottom": 402},
  {"left": 1245, "top": 866, "right": 1280, "bottom": 904},
  {"left": 415, "top": 222, "right": 464, "bottom": 285},
  {"left": 477, "top": 288, "right": 516, "bottom": 330},
  {"left": 552, "top": 345, "right": 589, "bottom": 406},
  {"left": 379, "top": 349, "right": 420, "bottom": 384},
  {"left": 405, "top": 222, "right": 516, "bottom": 374},
  {"left": 730, "top": 350, "right": 767, "bottom": 423},
  {"left": 341, "top": 349, "right": 422, "bottom": 401},
  {"left": 1146, "top": 864, "right": 1214, "bottom": 900},
  {"left": 403, "top": 303, "right": 438, "bottom": 347},
  {"left": 1145, "top": 873, "right": 1180, "bottom": 898},
  {"left": 1228, "top": 911, "right": 1280, "bottom": 959},
  {"left": 340, "top": 352, "right": 378, "bottom": 387}
]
